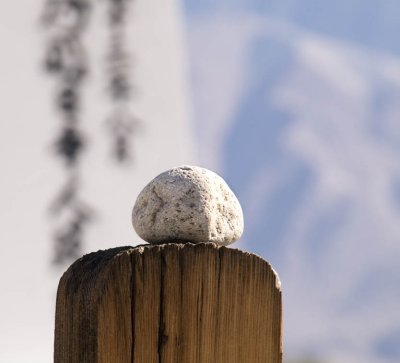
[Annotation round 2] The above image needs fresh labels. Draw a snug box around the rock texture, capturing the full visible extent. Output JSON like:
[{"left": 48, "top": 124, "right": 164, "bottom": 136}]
[{"left": 132, "top": 165, "right": 244, "bottom": 245}]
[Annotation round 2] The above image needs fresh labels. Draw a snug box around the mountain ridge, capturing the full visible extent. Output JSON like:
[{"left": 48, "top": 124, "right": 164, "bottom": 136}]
[{"left": 186, "top": 12, "right": 400, "bottom": 363}]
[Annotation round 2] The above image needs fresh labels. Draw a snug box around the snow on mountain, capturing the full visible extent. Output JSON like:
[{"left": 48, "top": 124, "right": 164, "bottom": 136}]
[{"left": 186, "top": 12, "right": 400, "bottom": 363}]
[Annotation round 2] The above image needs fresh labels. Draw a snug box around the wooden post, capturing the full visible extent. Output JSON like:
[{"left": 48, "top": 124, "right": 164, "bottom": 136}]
[{"left": 54, "top": 243, "right": 282, "bottom": 362}]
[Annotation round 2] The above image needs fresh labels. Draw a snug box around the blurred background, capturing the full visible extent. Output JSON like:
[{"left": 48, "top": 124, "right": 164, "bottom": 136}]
[{"left": 0, "top": 0, "right": 399, "bottom": 362}]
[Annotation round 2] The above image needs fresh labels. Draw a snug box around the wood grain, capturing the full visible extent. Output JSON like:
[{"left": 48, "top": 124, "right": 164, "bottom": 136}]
[{"left": 54, "top": 243, "right": 282, "bottom": 362}]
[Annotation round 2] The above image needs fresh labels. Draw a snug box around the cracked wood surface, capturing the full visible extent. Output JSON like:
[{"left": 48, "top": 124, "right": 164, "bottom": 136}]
[{"left": 54, "top": 243, "right": 282, "bottom": 363}]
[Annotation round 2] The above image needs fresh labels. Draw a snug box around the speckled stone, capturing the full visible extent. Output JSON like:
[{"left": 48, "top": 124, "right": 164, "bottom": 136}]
[{"left": 132, "top": 165, "right": 244, "bottom": 245}]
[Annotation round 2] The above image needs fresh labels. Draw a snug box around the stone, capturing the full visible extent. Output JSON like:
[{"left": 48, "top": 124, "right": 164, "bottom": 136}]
[{"left": 132, "top": 165, "right": 244, "bottom": 245}]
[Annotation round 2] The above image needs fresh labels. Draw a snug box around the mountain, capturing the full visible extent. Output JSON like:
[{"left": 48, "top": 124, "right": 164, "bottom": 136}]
[{"left": 186, "top": 12, "right": 400, "bottom": 363}]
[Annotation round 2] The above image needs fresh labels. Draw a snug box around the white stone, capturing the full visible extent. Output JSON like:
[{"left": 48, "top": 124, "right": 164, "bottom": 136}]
[{"left": 132, "top": 166, "right": 244, "bottom": 245}]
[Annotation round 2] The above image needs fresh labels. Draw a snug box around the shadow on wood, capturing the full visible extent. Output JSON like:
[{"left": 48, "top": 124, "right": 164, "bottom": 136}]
[{"left": 54, "top": 243, "right": 282, "bottom": 362}]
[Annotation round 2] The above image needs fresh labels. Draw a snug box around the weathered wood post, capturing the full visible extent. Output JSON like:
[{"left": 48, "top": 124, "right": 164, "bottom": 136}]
[{"left": 54, "top": 166, "right": 282, "bottom": 362}]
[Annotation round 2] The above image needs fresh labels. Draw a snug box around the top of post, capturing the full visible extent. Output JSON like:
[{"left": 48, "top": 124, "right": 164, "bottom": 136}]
[{"left": 132, "top": 165, "right": 244, "bottom": 245}]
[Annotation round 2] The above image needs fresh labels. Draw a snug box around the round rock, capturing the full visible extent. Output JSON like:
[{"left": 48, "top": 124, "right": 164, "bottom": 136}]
[{"left": 132, "top": 165, "right": 244, "bottom": 245}]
